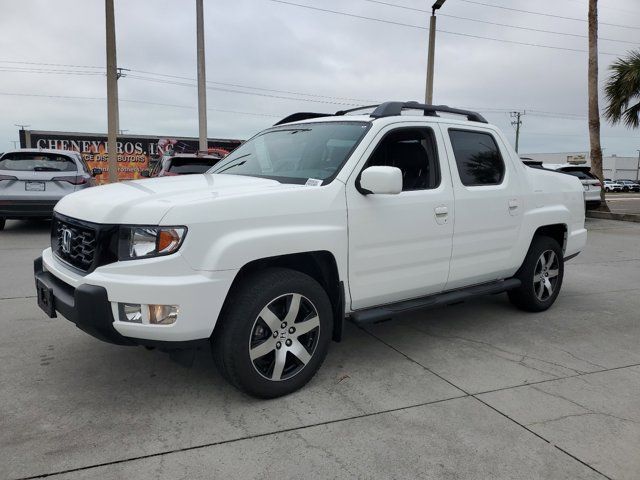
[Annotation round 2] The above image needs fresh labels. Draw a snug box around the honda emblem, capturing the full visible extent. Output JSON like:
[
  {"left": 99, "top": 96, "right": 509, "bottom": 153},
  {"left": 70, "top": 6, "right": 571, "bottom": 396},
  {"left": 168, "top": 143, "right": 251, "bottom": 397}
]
[{"left": 61, "top": 228, "right": 72, "bottom": 254}]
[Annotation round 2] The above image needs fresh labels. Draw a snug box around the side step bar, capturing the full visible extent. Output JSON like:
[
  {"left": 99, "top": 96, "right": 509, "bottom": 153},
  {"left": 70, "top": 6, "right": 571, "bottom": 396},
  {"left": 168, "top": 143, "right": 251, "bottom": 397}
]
[{"left": 349, "top": 278, "right": 521, "bottom": 325}]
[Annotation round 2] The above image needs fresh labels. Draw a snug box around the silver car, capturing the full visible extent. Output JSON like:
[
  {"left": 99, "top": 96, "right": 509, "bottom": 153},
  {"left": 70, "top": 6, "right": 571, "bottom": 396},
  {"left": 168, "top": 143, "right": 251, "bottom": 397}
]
[{"left": 0, "top": 149, "right": 101, "bottom": 230}]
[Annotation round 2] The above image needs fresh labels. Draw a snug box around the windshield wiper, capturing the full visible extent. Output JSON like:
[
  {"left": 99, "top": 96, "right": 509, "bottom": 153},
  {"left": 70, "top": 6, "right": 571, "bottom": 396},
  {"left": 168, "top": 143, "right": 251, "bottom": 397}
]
[
  {"left": 33, "top": 167, "right": 62, "bottom": 172},
  {"left": 214, "top": 154, "right": 251, "bottom": 174}
]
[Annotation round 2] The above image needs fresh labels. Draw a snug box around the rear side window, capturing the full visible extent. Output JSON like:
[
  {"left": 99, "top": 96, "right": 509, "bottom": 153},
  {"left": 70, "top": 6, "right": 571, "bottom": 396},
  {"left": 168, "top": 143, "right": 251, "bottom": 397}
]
[
  {"left": 449, "top": 130, "right": 505, "bottom": 186},
  {"left": 0, "top": 152, "right": 77, "bottom": 172},
  {"left": 167, "top": 158, "right": 217, "bottom": 174}
]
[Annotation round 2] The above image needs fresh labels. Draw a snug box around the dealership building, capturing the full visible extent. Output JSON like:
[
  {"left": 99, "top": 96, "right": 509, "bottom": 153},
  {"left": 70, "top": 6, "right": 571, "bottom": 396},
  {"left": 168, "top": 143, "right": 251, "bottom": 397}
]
[{"left": 521, "top": 151, "right": 640, "bottom": 181}]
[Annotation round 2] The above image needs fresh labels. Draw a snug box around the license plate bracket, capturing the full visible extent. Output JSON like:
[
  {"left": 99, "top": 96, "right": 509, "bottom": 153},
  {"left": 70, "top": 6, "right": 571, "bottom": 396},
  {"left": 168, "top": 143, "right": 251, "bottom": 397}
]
[
  {"left": 36, "top": 279, "right": 56, "bottom": 318},
  {"left": 25, "top": 181, "right": 46, "bottom": 192}
]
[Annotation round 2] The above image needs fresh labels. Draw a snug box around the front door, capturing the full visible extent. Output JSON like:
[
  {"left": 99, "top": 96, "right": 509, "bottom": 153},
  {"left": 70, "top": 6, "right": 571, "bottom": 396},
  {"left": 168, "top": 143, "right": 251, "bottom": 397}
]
[{"left": 346, "top": 125, "right": 454, "bottom": 310}]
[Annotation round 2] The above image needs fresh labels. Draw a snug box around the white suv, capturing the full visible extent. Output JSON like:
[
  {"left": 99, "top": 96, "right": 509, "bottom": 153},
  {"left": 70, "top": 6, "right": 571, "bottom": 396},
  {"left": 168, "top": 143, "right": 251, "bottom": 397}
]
[{"left": 34, "top": 102, "right": 587, "bottom": 397}]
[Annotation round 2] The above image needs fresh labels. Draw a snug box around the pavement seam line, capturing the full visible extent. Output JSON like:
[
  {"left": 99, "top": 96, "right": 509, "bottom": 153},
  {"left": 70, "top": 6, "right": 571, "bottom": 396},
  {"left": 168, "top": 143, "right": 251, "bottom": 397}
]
[
  {"left": 13, "top": 393, "right": 468, "bottom": 480},
  {"left": 471, "top": 396, "right": 612, "bottom": 480},
  {"left": 473, "top": 361, "right": 640, "bottom": 396},
  {"left": 361, "top": 325, "right": 615, "bottom": 480},
  {"left": 0, "top": 295, "right": 36, "bottom": 300}
]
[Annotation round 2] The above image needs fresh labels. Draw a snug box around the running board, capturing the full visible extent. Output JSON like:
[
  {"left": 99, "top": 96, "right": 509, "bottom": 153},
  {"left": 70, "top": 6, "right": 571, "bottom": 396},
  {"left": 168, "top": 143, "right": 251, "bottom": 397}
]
[{"left": 349, "top": 278, "right": 521, "bottom": 325}]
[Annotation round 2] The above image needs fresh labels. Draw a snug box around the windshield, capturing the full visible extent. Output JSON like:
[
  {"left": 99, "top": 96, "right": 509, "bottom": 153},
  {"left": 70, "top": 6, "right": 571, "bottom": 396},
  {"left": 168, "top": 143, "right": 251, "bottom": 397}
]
[
  {"left": 0, "top": 152, "right": 77, "bottom": 172},
  {"left": 209, "top": 121, "right": 370, "bottom": 184}
]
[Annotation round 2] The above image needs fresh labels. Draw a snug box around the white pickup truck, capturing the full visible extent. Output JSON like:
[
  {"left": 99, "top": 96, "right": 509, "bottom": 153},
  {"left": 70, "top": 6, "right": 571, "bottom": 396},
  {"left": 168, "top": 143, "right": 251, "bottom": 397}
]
[{"left": 34, "top": 102, "right": 587, "bottom": 398}]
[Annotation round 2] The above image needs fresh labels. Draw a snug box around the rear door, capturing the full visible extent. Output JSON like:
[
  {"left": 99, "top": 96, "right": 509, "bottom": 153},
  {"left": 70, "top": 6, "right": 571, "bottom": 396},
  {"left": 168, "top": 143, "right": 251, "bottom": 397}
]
[
  {"left": 441, "top": 125, "right": 523, "bottom": 289},
  {"left": 346, "top": 124, "right": 454, "bottom": 310}
]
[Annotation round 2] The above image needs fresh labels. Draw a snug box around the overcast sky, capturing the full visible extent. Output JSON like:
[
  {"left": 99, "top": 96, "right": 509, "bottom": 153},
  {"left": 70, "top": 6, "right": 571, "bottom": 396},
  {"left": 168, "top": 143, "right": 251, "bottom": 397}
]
[{"left": 1, "top": 0, "right": 639, "bottom": 156}]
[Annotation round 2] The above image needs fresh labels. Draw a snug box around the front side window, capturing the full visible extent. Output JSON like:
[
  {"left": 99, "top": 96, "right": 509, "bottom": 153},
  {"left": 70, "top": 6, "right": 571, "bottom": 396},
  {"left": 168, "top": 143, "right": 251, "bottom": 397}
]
[
  {"left": 0, "top": 152, "right": 77, "bottom": 172},
  {"left": 209, "top": 122, "right": 370, "bottom": 185},
  {"left": 364, "top": 127, "right": 440, "bottom": 191},
  {"left": 449, "top": 129, "right": 505, "bottom": 186}
]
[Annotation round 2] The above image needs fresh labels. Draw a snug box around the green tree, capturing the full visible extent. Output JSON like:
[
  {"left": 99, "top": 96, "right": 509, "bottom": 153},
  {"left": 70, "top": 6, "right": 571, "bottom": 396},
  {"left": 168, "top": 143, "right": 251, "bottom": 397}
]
[{"left": 605, "top": 50, "right": 640, "bottom": 128}]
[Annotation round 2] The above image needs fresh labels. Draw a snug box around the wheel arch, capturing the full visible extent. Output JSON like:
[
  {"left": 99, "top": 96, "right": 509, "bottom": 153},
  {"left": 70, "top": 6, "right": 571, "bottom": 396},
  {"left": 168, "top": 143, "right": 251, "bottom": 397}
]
[
  {"left": 223, "top": 251, "right": 345, "bottom": 342},
  {"left": 533, "top": 223, "right": 568, "bottom": 254}
]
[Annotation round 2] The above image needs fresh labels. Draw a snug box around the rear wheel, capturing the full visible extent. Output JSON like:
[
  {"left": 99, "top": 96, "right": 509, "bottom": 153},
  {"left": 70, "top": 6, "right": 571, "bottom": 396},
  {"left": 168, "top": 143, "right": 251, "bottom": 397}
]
[
  {"left": 212, "top": 268, "right": 333, "bottom": 398},
  {"left": 508, "top": 236, "right": 564, "bottom": 312},
  {"left": 0, "top": 217, "right": 5, "bottom": 231}
]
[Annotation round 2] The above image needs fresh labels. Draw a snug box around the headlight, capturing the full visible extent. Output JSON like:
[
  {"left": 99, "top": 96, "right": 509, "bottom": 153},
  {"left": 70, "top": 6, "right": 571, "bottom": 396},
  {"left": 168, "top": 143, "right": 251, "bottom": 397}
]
[{"left": 118, "top": 226, "right": 187, "bottom": 260}]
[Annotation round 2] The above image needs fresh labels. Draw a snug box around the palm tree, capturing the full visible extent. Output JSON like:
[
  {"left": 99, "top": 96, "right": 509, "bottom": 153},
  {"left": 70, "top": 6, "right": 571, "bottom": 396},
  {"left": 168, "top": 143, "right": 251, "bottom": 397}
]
[
  {"left": 605, "top": 50, "right": 640, "bottom": 128},
  {"left": 588, "top": 0, "right": 607, "bottom": 207}
]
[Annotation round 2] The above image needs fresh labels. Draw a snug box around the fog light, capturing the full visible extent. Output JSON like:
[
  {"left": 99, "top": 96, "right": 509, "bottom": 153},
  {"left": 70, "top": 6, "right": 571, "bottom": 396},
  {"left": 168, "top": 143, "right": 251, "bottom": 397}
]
[
  {"left": 119, "top": 303, "right": 143, "bottom": 323},
  {"left": 148, "top": 304, "right": 178, "bottom": 325}
]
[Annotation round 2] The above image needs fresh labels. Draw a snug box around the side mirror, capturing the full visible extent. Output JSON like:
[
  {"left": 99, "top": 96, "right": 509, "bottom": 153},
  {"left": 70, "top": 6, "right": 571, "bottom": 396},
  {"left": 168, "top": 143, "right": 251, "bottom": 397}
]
[
  {"left": 359, "top": 166, "right": 402, "bottom": 195},
  {"left": 140, "top": 170, "right": 151, "bottom": 178},
  {"left": 91, "top": 168, "right": 103, "bottom": 177}
]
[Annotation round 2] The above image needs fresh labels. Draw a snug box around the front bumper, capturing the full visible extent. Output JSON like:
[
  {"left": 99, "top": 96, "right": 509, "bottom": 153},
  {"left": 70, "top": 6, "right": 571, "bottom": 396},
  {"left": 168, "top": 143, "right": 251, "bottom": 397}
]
[
  {"left": 34, "top": 256, "right": 135, "bottom": 345},
  {"left": 35, "top": 249, "right": 238, "bottom": 345}
]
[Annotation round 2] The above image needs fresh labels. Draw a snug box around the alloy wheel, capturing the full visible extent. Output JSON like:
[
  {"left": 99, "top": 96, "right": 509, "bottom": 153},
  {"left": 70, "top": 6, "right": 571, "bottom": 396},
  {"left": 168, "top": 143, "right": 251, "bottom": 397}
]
[
  {"left": 533, "top": 249, "right": 560, "bottom": 301},
  {"left": 248, "top": 293, "right": 321, "bottom": 381}
]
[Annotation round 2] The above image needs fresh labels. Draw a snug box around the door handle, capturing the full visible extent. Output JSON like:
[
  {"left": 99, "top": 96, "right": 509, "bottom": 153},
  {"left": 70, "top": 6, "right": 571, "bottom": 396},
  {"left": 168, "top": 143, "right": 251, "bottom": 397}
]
[
  {"left": 508, "top": 199, "right": 519, "bottom": 210},
  {"left": 434, "top": 206, "right": 448, "bottom": 216}
]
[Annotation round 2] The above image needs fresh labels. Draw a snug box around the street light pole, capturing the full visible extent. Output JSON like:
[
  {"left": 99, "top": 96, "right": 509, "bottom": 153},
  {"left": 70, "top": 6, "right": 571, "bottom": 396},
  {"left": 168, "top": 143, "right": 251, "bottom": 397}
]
[
  {"left": 636, "top": 149, "right": 640, "bottom": 182},
  {"left": 196, "top": 0, "right": 208, "bottom": 153},
  {"left": 425, "top": 0, "right": 446, "bottom": 105},
  {"left": 105, "top": 0, "right": 119, "bottom": 184}
]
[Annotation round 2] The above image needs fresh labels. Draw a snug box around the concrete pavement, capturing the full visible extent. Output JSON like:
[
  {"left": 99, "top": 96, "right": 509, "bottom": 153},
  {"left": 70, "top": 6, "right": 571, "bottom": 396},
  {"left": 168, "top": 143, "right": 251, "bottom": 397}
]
[{"left": 1, "top": 218, "right": 639, "bottom": 479}]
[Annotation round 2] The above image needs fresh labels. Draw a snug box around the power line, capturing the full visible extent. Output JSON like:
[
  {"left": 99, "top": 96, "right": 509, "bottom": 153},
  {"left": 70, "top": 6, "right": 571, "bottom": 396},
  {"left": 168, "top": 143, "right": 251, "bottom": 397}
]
[
  {"left": 359, "top": 0, "right": 638, "bottom": 46},
  {"left": 266, "top": 0, "right": 625, "bottom": 56},
  {"left": 0, "top": 60, "right": 103, "bottom": 69},
  {"left": 0, "top": 92, "right": 284, "bottom": 118},
  {"left": 129, "top": 69, "right": 379, "bottom": 103},
  {"left": 457, "top": 0, "right": 640, "bottom": 31},
  {"left": 0, "top": 67, "right": 105, "bottom": 76},
  {"left": 126, "top": 74, "right": 363, "bottom": 106}
]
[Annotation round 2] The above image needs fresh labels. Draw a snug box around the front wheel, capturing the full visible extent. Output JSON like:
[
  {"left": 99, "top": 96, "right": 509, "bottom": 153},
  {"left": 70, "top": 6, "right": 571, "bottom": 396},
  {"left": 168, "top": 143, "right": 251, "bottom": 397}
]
[
  {"left": 212, "top": 268, "right": 333, "bottom": 398},
  {"left": 0, "top": 217, "right": 5, "bottom": 230},
  {"left": 508, "top": 236, "right": 564, "bottom": 312}
]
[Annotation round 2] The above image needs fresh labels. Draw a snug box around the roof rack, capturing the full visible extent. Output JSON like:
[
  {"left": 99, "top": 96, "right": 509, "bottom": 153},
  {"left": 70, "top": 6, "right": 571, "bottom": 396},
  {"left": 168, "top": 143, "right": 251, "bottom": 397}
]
[
  {"left": 273, "top": 101, "right": 488, "bottom": 126},
  {"left": 273, "top": 112, "right": 330, "bottom": 126},
  {"left": 370, "top": 101, "right": 488, "bottom": 123}
]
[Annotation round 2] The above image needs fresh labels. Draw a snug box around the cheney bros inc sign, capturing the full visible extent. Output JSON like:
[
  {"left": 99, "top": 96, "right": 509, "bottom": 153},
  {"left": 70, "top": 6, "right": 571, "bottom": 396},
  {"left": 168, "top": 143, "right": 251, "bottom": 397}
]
[{"left": 19, "top": 130, "right": 242, "bottom": 184}]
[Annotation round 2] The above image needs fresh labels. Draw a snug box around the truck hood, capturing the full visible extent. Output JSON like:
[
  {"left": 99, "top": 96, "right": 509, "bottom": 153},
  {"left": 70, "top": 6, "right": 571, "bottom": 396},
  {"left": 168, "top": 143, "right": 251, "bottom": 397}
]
[{"left": 55, "top": 174, "right": 300, "bottom": 224}]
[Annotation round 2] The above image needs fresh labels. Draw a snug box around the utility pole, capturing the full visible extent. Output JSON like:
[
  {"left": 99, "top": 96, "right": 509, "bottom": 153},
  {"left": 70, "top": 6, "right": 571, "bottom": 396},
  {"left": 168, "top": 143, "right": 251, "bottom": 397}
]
[
  {"left": 588, "top": 0, "right": 607, "bottom": 208},
  {"left": 510, "top": 111, "right": 525, "bottom": 153},
  {"left": 425, "top": 0, "right": 447, "bottom": 105},
  {"left": 196, "top": 0, "right": 208, "bottom": 152},
  {"left": 636, "top": 149, "right": 640, "bottom": 182},
  {"left": 105, "top": 0, "right": 119, "bottom": 184}
]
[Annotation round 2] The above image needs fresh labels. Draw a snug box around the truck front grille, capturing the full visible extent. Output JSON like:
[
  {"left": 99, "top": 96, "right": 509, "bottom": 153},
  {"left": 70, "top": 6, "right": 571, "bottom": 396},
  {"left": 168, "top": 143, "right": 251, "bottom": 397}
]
[{"left": 51, "top": 214, "right": 118, "bottom": 273}]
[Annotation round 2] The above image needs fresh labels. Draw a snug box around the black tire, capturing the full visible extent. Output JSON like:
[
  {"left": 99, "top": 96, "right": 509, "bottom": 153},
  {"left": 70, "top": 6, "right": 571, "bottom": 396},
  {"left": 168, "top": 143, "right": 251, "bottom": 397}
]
[
  {"left": 508, "top": 236, "right": 564, "bottom": 312},
  {"left": 0, "top": 217, "right": 5, "bottom": 231},
  {"left": 212, "top": 268, "right": 333, "bottom": 398}
]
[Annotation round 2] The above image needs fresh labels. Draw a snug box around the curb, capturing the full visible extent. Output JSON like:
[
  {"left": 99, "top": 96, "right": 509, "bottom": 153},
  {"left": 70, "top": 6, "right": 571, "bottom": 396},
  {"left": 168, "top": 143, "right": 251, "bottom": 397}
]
[{"left": 587, "top": 211, "right": 640, "bottom": 223}]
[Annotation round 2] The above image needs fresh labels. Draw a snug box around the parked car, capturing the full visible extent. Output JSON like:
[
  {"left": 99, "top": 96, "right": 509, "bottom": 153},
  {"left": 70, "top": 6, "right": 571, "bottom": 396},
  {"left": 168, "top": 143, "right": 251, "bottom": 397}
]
[
  {"left": 604, "top": 179, "right": 624, "bottom": 192},
  {"left": 34, "top": 102, "right": 586, "bottom": 398},
  {"left": 615, "top": 179, "right": 640, "bottom": 192},
  {"left": 142, "top": 153, "right": 222, "bottom": 178},
  {"left": 0, "top": 149, "right": 101, "bottom": 230},
  {"left": 544, "top": 164, "right": 602, "bottom": 209}
]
